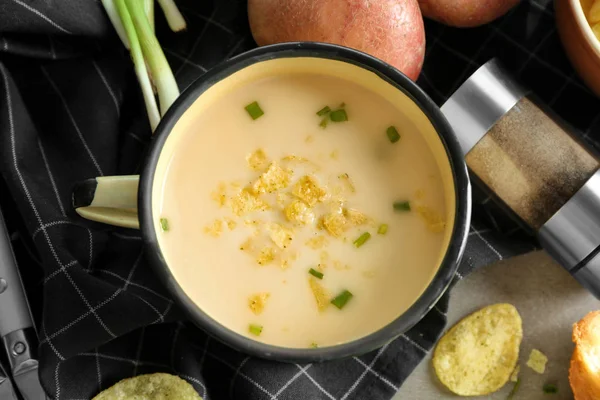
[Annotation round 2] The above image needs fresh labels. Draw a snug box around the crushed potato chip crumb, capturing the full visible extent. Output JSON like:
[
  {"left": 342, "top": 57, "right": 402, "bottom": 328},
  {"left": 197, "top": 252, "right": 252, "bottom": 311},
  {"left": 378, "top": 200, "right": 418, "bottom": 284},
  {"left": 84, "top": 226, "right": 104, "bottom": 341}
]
[
  {"left": 224, "top": 217, "right": 237, "bottom": 230},
  {"left": 415, "top": 205, "right": 446, "bottom": 233},
  {"left": 527, "top": 349, "right": 548, "bottom": 374},
  {"left": 321, "top": 209, "right": 348, "bottom": 238},
  {"left": 204, "top": 219, "right": 224, "bottom": 237},
  {"left": 344, "top": 208, "right": 368, "bottom": 226},
  {"left": 305, "top": 235, "right": 328, "bottom": 249},
  {"left": 253, "top": 162, "right": 291, "bottom": 194},
  {"left": 211, "top": 182, "right": 228, "bottom": 207},
  {"left": 338, "top": 173, "right": 355, "bottom": 193},
  {"left": 292, "top": 175, "right": 327, "bottom": 206},
  {"left": 231, "top": 188, "right": 269, "bottom": 216},
  {"left": 247, "top": 149, "right": 269, "bottom": 171},
  {"left": 285, "top": 199, "right": 315, "bottom": 225},
  {"left": 268, "top": 223, "right": 294, "bottom": 249},
  {"left": 309, "top": 277, "right": 329, "bottom": 312},
  {"left": 248, "top": 293, "right": 270, "bottom": 315},
  {"left": 257, "top": 246, "right": 276, "bottom": 266},
  {"left": 330, "top": 150, "right": 339, "bottom": 160}
]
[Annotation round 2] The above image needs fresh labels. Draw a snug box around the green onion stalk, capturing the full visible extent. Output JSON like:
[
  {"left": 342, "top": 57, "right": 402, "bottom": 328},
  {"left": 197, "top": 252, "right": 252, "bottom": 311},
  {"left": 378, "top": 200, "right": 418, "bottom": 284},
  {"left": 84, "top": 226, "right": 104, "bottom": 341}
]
[{"left": 102, "top": 0, "right": 186, "bottom": 132}]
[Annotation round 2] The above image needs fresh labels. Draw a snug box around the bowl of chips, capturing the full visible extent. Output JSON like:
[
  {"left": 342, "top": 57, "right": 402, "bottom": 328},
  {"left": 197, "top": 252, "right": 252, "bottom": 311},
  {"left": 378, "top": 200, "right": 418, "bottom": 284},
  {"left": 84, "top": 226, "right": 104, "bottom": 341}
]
[{"left": 556, "top": 0, "right": 600, "bottom": 97}]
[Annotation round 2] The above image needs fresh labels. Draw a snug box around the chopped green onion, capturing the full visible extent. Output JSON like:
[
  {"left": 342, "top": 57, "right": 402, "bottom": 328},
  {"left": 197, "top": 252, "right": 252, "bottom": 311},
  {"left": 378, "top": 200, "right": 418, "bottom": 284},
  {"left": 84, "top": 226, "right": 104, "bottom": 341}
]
[
  {"left": 386, "top": 126, "right": 401, "bottom": 143},
  {"left": 319, "top": 117, "right": 329, "bottom": 128},
  {"left": 331, "top": 290, "right": 353, "bottom": 309},
  {"left": 249, "top": 324, "right": 263, "bottom": 336},
  {"left": 393, "top": 201, "right": 411, "bottom": 212},
  {"left": 330, "top": 109, "right": 348, "bottom": 122},
  {"left": 316, "top": 106, "right": 331, "bottom": 116},
  {"left": 160, "top": 218, "right": 169, "bottom": 232},
  {"left": 377, "top": 224, "right": 388, "bottom": 235},
  {"left": 507, "top": 379, "right": 521, "bottom": 400},
  {"left": 245, "top": 101, "right": 264, "bottom": 120},
  {"left": 353, "top": 232, "right": 371, "bottom": 248},
  {"left": 543, "top": 383, "right": 558, "bottom": 394},
  {"left": 309, "top": 268, "right": 324, "bottom": 279},
  {"left": 310, "top": 342, "right": 318, "bottom": 348}
]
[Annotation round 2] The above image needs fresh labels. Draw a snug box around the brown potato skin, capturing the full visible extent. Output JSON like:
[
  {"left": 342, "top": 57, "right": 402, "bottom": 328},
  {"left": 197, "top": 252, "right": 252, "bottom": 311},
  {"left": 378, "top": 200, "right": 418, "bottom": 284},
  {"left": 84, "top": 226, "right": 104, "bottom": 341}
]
[
  {"left": 569, "top": 311, "right": 600, "bottom": 400},
  {"left": 248, "top": 0, "right": 426, "bottom": 81},
  {"left": 417, "top": 0, "right": 521, "bottom": 27}
]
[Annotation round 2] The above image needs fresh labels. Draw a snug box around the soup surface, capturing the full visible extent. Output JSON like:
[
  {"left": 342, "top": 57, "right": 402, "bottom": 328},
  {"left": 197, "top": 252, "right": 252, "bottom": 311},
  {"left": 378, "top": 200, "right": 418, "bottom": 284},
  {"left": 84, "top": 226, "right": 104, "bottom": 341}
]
[{"left": 156, "top": 72, "right": 448, "bottom": 348}]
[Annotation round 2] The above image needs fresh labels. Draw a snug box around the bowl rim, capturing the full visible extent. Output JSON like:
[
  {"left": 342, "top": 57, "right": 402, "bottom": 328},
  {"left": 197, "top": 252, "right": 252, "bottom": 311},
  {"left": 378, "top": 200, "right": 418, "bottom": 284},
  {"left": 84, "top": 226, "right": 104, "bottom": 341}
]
[
  {"left": 570, "top": 0, "right": 600, "bottom": 58},
  {"left": 139, "top": 42, "right": 472, "bottom": 362}
]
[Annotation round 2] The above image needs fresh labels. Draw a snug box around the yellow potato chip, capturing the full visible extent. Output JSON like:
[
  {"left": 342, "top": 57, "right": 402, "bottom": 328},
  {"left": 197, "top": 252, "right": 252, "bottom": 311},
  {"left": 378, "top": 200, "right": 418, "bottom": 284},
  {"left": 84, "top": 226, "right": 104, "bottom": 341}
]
[
  {"left": 92, "top": 373, "right": 201, "bottom": 400},
  {"left": 432, "top": 303, "right": 523, "bottom": 396},
  {"left": 527, "top": 349, "right": 548, "bottom": 374}
]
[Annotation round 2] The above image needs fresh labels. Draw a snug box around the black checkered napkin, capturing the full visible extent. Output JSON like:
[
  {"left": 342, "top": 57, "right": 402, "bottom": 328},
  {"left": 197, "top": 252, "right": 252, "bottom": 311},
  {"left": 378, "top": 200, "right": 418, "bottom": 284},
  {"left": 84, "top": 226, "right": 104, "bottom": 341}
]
[{"left": 0, "top": 0, "right": 597, "bottom": 399}]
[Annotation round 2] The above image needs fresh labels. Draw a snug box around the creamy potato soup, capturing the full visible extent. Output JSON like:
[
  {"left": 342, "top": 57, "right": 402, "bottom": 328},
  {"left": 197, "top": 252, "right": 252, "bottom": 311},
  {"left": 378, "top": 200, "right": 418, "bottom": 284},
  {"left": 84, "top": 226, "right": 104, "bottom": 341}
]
[{"left": 154, "top": 59, "right": 454, "bottom": 348}]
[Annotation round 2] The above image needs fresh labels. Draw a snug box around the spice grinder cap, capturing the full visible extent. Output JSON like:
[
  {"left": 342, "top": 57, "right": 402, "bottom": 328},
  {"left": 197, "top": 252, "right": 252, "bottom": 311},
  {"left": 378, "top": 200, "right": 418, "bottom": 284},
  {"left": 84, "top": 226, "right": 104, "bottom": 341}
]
[
  {"left": 572, "top": 252, "right": 600, "bottom": 300},
  {"left": 539, "top": 169, "right": 600, "bottom": 274},
  {"left": 441, "top": 58, "right": 527, "bottom": 156}
]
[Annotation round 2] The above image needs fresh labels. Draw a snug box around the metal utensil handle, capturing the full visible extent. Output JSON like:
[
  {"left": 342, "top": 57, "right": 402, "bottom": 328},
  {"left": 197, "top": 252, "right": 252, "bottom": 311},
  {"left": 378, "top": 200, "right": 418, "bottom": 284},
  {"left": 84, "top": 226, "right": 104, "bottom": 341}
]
[{"left": 0, "top": 209, "right": 34, "bottom": 337}]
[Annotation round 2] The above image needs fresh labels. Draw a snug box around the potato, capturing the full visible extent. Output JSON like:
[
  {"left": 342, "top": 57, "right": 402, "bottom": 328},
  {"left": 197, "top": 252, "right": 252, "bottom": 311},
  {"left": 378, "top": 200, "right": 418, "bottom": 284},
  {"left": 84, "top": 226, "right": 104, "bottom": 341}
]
[
  {"left": 432, "top": 303, "right": 523, "bottom": 396},
  {"left": 417, "top": 0, "right": 521, "bottom": 27},
  {"left": 92, "top": 373, "right": 201, "bottom": 400},
  {"left": 248, "top": 0, "right": 426, "bottom": 81}
]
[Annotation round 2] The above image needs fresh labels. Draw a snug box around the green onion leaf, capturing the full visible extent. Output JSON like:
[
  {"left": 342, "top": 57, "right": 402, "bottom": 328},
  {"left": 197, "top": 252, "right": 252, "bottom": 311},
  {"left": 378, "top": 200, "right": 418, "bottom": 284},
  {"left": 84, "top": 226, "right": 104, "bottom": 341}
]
[
  {"left": 353, "top": 232, "right": 371, "bottom": 248},
  {"left": 160, "top": 218, "right": 169, "bottom": 232},
  {"left": 316, "top": 106, "right": 331, "bottom": 116},
  {"left": 319, "top": 117, "right": 329, "bottom": 128},
  {"left": 331, "top": 290, "right": 353, "bottom": 309},
  {"left": 393, "top": 201, "right": 411, "bottom": 212},
  {"left": 310, "top": 342, "right": 318, "bottom": 348},
  {"left": 245, "top": 101, "right": 264, "bottom": 120},
  {"left": 309, "top": 268, "right": 324, "bottom": 279},
  {"left": 507, "top": 379, "right": 521, "bottom": 400},
  {"left": 543, "top": 383, "right": 558, "bottom": 394},
  {"left": 386, "top": 126, "right": 400, "bottom": 143},
  {"left": 377, "top": 224, "right": 388, "bottom": 235},
  {"left": 249, "top": 324, "right": 263, "bottom": 336},
  {"left": 330, "top": 109, "right": 348, "bottom": 122}
]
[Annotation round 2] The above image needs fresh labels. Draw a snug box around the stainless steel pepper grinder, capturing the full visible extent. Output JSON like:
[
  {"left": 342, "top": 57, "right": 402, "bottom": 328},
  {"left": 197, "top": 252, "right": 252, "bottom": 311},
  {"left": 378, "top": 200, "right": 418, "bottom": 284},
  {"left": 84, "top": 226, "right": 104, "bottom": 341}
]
[{"left": 442, "top": 58, "right": 600, "bottom": 299}]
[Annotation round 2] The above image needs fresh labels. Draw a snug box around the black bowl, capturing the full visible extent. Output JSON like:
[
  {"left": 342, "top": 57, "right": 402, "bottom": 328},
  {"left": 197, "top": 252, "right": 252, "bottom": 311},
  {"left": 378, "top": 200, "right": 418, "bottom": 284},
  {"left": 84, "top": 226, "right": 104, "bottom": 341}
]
[{"left": 140, "top": 42, "right": 471, "bottom": 363}]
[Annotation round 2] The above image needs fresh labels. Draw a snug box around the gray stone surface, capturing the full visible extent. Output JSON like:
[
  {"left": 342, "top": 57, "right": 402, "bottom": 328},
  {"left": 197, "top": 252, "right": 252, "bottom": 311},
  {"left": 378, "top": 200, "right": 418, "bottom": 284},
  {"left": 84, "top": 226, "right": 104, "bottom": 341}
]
[{"left": 394, "top": 251, "right": 599, "bottom": 400}]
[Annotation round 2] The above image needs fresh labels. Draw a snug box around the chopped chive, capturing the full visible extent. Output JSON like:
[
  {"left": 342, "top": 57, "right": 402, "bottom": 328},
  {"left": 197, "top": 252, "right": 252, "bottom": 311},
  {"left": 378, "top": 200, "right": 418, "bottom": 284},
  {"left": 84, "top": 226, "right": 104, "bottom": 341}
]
[
  {"left": 353, "top": 232, "right": 371, "bottom": 248},
  {"left": 543, "top": 383, "right": 558, "bottom": 394},
  {"left": 386, "top": 126, "right": 400, "bottom": 143},
  {"left": 316, "top": 106, "right": 331, "bottom": 116},
  {"left": 309, "top": 268, "right": 324, "bottom": 279},
  {"left": 393, "top": 201, "right": 411, "bottom": 212},
  {"left": 331, "top": 290, "right": 353, "bottom": 309},
  {"left": 319, "top": 117, "right": 329, "bottom": 128},
  {"left": 249, "top": 323, "right": 263, "bottom": 336},
  {"left": 377, "top": 224, "right": 388, "bottom": 235},
  {"left": 160, "top": 218, "right": 169, "bottom": 232},
  {"left": 507, "top": 379, "right": 521, "bottom": 400},
  {"left": 245, "top": 101, "right": 264, "bottom": 120},
  {"left": 310, "top": 342, "right": 318, "bottom": 348},
  {"left": 330, "top": 109, "right": 348, "bottom": 122}
]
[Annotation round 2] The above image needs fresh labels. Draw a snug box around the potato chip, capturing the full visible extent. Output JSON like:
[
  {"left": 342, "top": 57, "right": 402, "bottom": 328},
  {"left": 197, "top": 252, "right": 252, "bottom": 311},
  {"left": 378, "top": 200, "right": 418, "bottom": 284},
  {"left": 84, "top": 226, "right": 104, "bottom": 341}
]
[
  {"left": 526, "top": 349, "right": 548, "bottom": 374},
  {"left": 432, "top": 303, "right": 523, "bottom": 396},
  {"left": 92, "top": 373, "right": 201, "bottom": 400}
]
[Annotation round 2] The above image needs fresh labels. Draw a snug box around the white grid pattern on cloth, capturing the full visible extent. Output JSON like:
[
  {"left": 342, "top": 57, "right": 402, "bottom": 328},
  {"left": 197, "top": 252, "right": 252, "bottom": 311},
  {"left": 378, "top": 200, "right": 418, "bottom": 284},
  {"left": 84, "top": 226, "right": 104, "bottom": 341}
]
[
  {"left": 10, "top": 0, "right": 72, "bottom": 34},
  {"left": 173, "top": 6, "right": 218, "bottom": 77},
  {"left": 41, "top": 66, "right": 105, "bottom": 176},
  {"left": 92, "top": 60, "right": 120, "bottom": 117}
]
